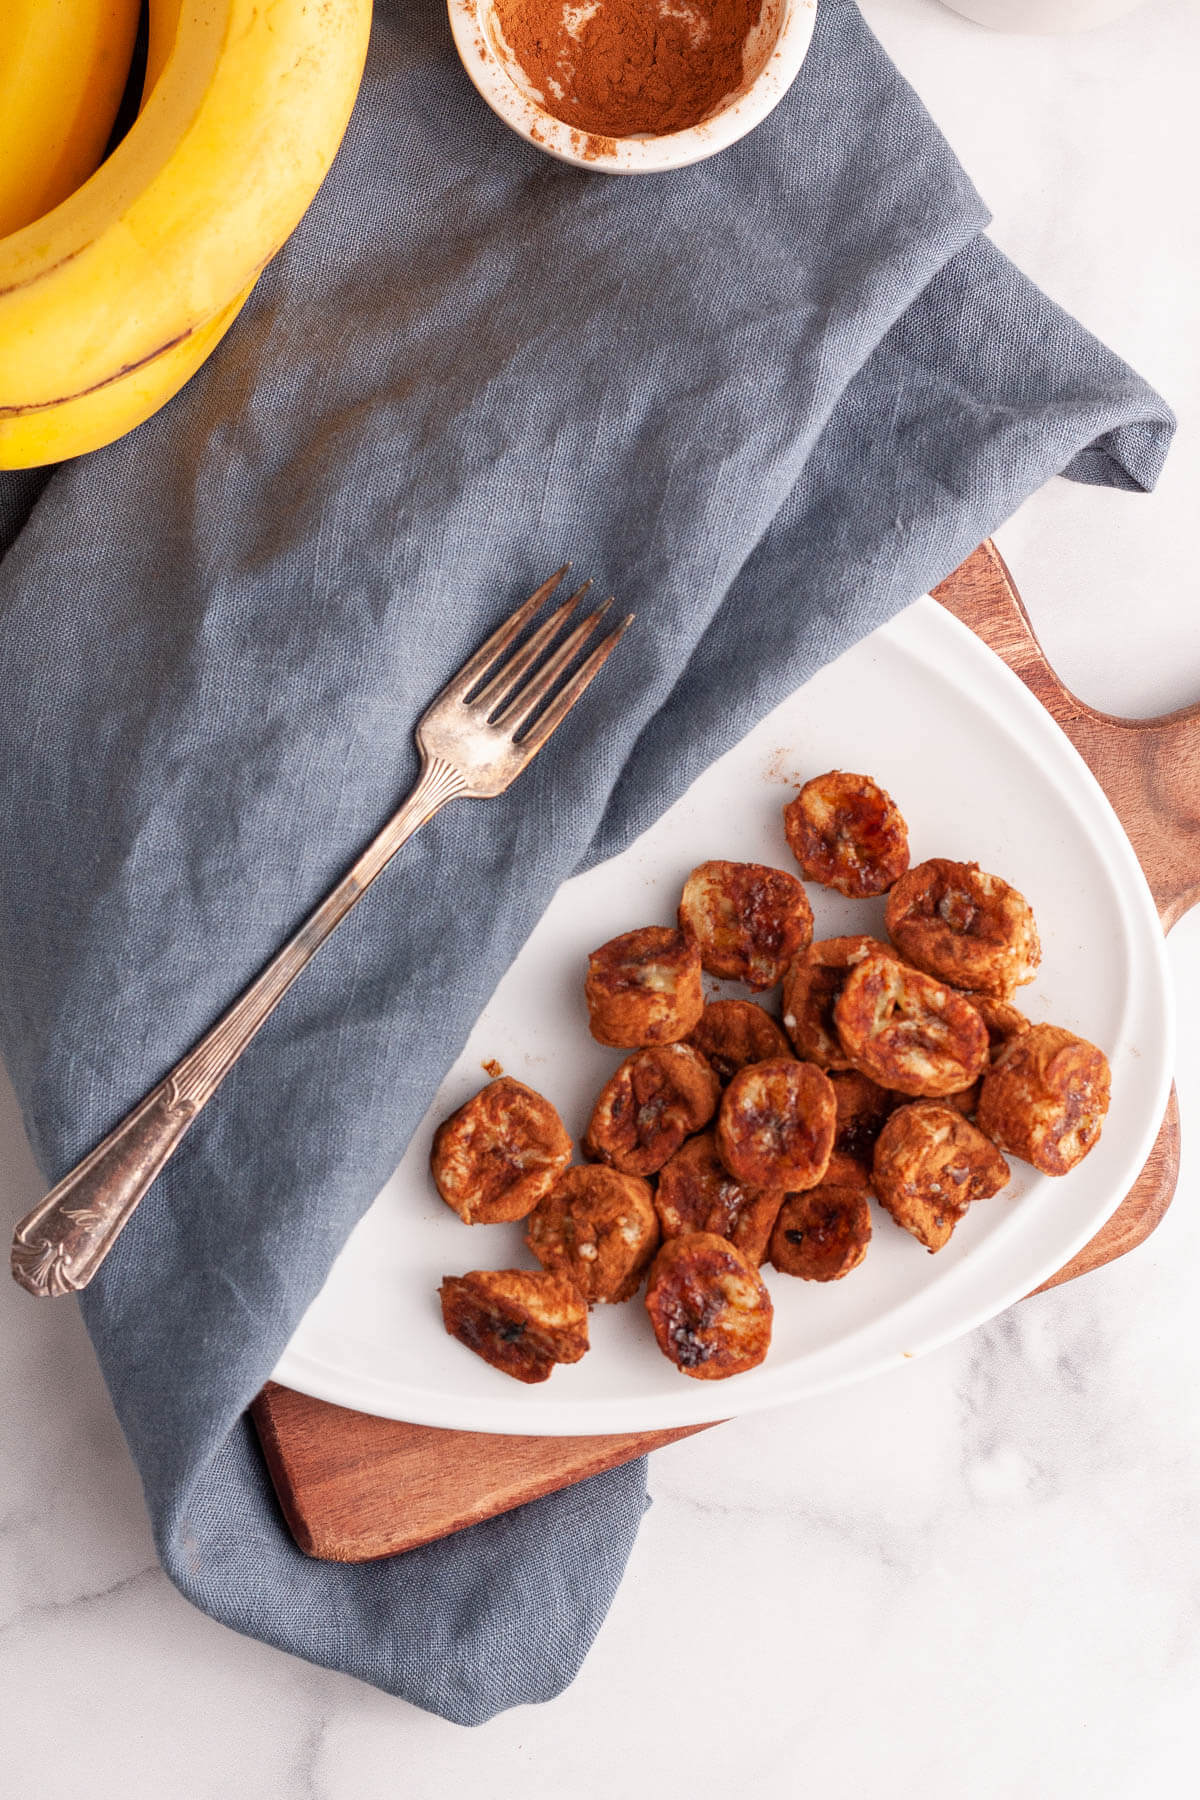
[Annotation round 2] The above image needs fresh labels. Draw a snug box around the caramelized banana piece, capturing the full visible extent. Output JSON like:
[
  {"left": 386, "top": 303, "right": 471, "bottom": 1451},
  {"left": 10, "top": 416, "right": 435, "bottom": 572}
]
[
  {"left": 583, "top": 1043, "right": 721, "bottom": 1177},
  {"left": 834, "top": 952, "right": 989, "bottom": 1098},
  {"left": 686, "top": 998, "right": 792, "bottom": 1084},
  {"left": 716, "top": 1057, "right": 836, "bottom": 1191},
  {"left": 769, "top": 1185, "right": 872, "bottom": 1281},
  {"left": 585, "top": 925, "right": 704, "bottom": 1049},
  {"left": 873, "top": 1102, "right": 1010, "bottom": 1252},
  {"left": 431, "top": 1077, "right": 572, "bottom": 1224},
  {"left": 783, "top": 770, "right": 910, "bottom": 897},
  {"left": 886, "top": 859, "right": 1041, "bottom": 998},
  {"left": 943, "top": 997, "right": 1031, "bottom": 1118},
  {"left": 678, "top": 859, "right": 814, "bottom": 991},
  {"left": 781, "top": 935, "right": 900, "bottom": 1069},
  {"left": 526, "top": 1166, "right": 659, "bottom": 1303},
  {"left": 826, "top": 1069, "right": 894, "bottom": 1190},
  {"left": 644, "top": 1232, "right": 773, "bottom": 1380},
  {"left": 974, "top": 997, "right": 1031, "bottom": 1050},
  {"left": 977, "top": 1023, "right": 1111, "bottom": 1176},
  {"left": 439, "top": 1269, "right": 589, "bottom": 1383},
  {"left": 655, "top": 1130, "right": 783, "bottom": 1265}
]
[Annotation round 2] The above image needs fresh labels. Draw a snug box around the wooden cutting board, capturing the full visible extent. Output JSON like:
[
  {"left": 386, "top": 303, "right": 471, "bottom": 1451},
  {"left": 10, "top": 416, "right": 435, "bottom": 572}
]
[{"left": 251, "top": 540, "right": 1198, "bottom": 1563}]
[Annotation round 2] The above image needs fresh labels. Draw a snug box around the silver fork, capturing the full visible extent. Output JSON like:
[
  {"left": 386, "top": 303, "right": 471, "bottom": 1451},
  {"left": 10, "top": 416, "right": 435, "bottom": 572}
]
[{"left": 12, "top": 568, "right": 632, "bottom": 1299}]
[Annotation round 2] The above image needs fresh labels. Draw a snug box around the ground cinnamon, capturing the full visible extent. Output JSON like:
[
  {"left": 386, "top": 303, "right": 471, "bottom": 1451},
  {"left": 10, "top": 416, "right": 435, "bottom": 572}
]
[{"left": 492, "top": 0, "right": 766, "bottom": 139}]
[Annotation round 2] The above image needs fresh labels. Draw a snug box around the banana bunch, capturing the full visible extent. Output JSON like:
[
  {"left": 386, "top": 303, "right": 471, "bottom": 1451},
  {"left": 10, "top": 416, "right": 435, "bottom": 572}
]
[{"left": 0, "top": 0, "right": 373, "bottom": 470}]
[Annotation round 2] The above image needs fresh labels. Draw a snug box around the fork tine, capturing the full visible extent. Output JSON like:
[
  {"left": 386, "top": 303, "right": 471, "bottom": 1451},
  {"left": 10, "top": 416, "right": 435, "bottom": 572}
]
[
  {"left": 493, "top": 598, "right": 614, "bottom": 732},
  {"left": 439, "top": 565, "right": 570, "bottom": 699},
  {"left": 471, "top": 580, "right": 593, "bottom": 714},
  {"left": 512, "top": 614, "right": 635, "bottom": 758}
]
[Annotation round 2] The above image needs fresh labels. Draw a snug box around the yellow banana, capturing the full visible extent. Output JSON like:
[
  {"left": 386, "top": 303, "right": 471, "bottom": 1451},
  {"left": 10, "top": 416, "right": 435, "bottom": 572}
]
[
  {"left": 0, "top": 285, "right": 252, "bottom": 468},
  {"left": 0, "top": 0, "right": 373, "bottom": 415},
  {"left": 144, "top": 0, "right": 183, "bottom": 96},
  {"left": 0, "top": 0, "right": 266, "bottom": 470},
  {"left": 0, "top": 0, "right": 141, "bottom": 238}
]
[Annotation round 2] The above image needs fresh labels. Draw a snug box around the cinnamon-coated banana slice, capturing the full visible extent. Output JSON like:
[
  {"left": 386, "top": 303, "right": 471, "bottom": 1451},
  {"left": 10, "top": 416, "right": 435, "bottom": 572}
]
[
  {"left": 886, "top": 859, "right": 1041, "bottom": 998},
  {"left": 974, "top": 996, "right": 1031, "bottom": 1050},
  {"left": 769, "top": 1185, "right": 872, "bottom": 1281},
  {"left": 678, "top": 859, "right": 813, "bottom": 991},
  {"left": 583, "top": 1043, "right": 721, "bottom": 1177},
  {"left": 781, "top": 935, "right": 900, "bottom": 1069},
  {"left": 526, "top": 1165, "right": 659, "bottom": 1303},
  {"left": 716, "top": 1057, "right": 836, "bottom": 1191},
  {"left": 942, "top": 997, "right": 1031, "bottom": 1118},
  {"left": 439, "top": 1269, "right": 589, "bottom": 1383},
  {"left": 655, "top": 1130, "right": 783, "bottom": 1265},
  {"left": 585, "top": 925, "right": 704, "bottom": 1048},
  {"left": 977, "top": 1023, "right": 1111, "bottom": 1176},
  {"left": 644, "top": 1232, "right": 773, "bottom": 1380},
  {"left": 872, "top": 1102, "right": 1010, "bottom": 1252},
  {"left": 783, "top": 770, "right": 910, "bottom": 897},
  {"left": 686, "top": 998, "right": 792, "bottom": 1083},
  {"left": 431, "top": 1077, "right": 572, "bottom": 1224},
  {"left": 825, "top": 1069, "right": 895, "bottom": 1191},
  {"left": 834, "top": 953, "right": 989, "bottom": 1098}
]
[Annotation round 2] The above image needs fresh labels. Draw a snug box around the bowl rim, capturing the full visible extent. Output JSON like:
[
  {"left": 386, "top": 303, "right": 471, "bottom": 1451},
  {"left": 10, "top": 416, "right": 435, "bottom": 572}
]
[{"left": 446, "top": 0, "right": 820, "bottom": 175}]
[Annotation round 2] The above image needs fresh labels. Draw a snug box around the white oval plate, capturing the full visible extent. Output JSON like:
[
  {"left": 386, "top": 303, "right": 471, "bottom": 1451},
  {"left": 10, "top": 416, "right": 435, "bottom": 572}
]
[{"left": 273, "top": 598, "right": 1173, "bottom": 1435}]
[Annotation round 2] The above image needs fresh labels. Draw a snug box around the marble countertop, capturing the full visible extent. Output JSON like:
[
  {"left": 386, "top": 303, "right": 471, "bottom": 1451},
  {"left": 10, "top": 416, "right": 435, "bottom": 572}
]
[{"left": 2, "top": 2, "right": 1197, "bottom": 1793}]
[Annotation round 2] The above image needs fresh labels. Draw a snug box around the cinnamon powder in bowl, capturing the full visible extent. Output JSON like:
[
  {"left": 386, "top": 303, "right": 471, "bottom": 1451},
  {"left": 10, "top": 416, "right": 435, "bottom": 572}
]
[{"left": 447, "top": 0, "right": 819, "bottom": 174}]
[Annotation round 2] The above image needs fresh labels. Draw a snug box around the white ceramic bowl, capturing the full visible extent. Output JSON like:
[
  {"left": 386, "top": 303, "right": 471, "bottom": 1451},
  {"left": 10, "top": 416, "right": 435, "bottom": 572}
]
[
  {"left": 939, "top": 0, "right": 1145, "bottom": 29},
  {"left": 447, "top": 0, "right": 819, "bottom": 174}
]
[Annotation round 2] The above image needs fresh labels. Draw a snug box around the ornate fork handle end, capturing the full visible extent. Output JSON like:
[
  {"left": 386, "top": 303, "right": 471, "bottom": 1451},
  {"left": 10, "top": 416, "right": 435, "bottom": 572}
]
[{"left": 11, "top": 1078, "right": 200, "bottom": 1298}]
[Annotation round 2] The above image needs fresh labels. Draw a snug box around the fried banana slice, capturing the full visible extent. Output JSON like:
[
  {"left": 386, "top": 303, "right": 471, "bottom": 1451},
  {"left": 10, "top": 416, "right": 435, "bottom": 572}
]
[
  {"left": 678, "top": 859, "right": 814, "bottom": 991},
  {"left": 974, "top": 997, "right": 1031, "bottom": 1049},
  {"left": 431, "top": 1077, "right": 572, "bottom": 1224},
  {"left": 439, "top": 1269, "right": 589, "bottom": 1383},
  {"left": 873, "top": 1102, "right": 1010, "bottom": 1252},
  {"left": 716, "top": 1057, "right": 836, "bottom": 1191},
  {"left": 943, "top": 997, "right": 1031, "bottom": 1118},
  {"left": 977, "top": 1023, "right": 1111, "bottom": 1176},
  {"left": 783, "top": 770, "right": 910, "bottom": 897},
  {"left": 769, "top": 1185, "right": 872, "bottom": 1281},
  {"left": 825, "top": 1069, "right": 895, "bottom": 1190},
  {"left": 834, "top": 952, "right": 989, "bottom": 1098},
  {"left": 585, "top": 925, "right": 704, "bottom": 1048},
  {"left": 686, "top": 998, "right": 792, "bottom": 1083},
  {"left": 583, "top": 1043, "right": 721, "bottom": 1177},
  {"left": 886, "top": 859, "right": 1041, "bottom": 998},
  {"left": 781, "top": 935, "right": 900, "bottom": 1069},
  {"left": 525, "top": 1165, "right": 659, "bottom": 1304},
  {"left": 656, "top": 1130, "right": 784, "bottom": 1265},
  {"left": 644, "top": 1232, "right": 773, "bottom": 1380}
]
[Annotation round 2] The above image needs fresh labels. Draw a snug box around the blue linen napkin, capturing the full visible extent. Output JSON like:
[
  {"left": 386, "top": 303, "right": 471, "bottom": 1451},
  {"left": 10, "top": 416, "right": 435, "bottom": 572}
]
[{"left": 0, "top": 0, "right": 1172, "bottom": 1724}]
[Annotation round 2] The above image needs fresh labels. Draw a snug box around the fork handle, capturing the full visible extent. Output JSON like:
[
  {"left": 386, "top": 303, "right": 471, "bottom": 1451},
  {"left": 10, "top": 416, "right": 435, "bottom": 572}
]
[{"left": 11, "top": 755, "right": 466, "bottom": 1298}]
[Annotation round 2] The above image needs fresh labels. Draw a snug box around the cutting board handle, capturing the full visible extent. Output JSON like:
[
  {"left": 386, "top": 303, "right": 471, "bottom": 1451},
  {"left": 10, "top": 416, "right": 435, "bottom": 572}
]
[{"left": 934, "top": 541, "right": 1200, "bottom": 933}]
